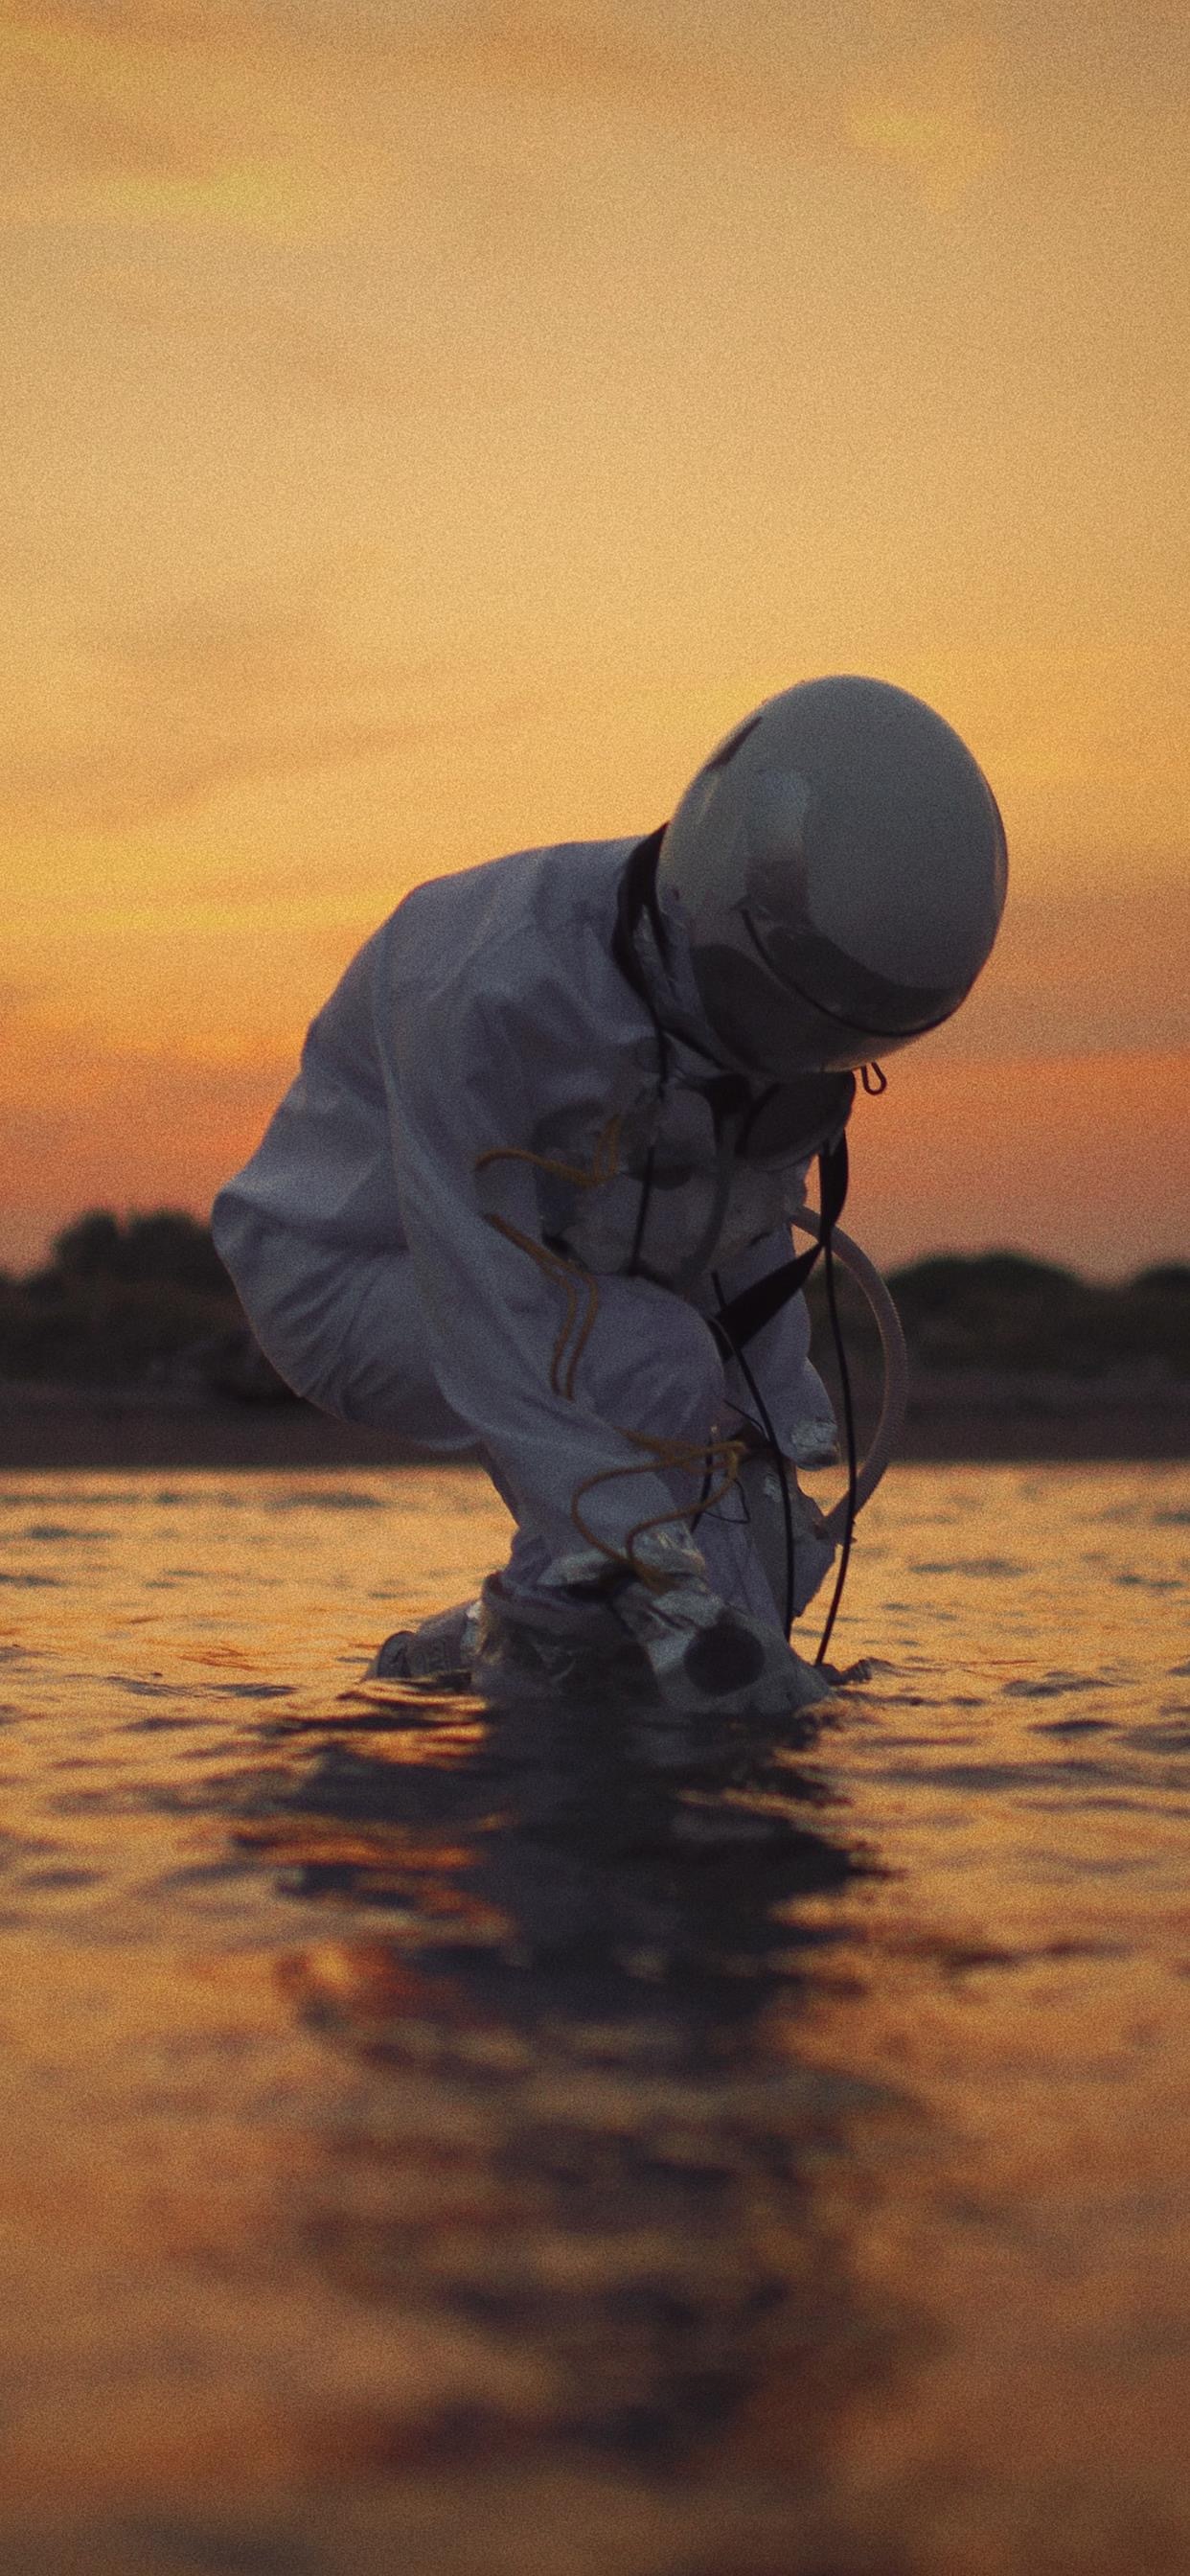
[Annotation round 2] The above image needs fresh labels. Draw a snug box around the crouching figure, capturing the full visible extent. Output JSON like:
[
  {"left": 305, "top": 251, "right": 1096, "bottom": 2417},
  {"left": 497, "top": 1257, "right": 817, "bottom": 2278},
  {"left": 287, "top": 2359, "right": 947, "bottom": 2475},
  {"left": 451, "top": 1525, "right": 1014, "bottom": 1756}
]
[{"left": 214, "top": 678, "right": 1006, "bottom": 1714}]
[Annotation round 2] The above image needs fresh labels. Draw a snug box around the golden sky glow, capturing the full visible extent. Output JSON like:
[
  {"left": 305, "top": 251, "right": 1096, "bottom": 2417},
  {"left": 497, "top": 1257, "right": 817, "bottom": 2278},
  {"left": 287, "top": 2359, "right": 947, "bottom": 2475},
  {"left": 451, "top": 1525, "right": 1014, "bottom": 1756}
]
[{"left": 3, "top": 0, "right": 1187, "bottom": 1275}]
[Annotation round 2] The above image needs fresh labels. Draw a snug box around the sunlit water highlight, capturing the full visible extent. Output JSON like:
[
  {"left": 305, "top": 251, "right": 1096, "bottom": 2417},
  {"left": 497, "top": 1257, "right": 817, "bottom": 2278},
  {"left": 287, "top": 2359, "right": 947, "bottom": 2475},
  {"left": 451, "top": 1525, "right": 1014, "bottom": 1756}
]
[{"left": 0, "top": 1462, "right": 1187, "bottom": 2576}]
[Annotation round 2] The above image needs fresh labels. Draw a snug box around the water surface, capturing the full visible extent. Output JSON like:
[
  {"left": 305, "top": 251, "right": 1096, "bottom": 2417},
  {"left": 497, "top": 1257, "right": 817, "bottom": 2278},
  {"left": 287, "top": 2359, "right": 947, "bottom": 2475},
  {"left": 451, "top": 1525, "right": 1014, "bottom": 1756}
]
[{"left": 0, "top": 1463, "right": 1187, "bottom": 2576}]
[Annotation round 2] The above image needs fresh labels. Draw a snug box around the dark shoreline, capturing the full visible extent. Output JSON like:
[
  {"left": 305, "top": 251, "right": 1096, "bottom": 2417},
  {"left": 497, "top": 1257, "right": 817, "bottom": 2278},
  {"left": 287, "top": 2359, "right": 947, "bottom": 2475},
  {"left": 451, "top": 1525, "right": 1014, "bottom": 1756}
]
[{"left": 1, "top": 1382, "right": 1187, "bottom": 1470}]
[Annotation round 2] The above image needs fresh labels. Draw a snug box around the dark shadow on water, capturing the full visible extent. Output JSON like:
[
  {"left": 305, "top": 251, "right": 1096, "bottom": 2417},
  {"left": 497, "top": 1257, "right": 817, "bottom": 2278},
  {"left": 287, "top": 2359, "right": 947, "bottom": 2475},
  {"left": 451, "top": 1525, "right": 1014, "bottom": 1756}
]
[
  {"left": 262, "top": 1689, "right": 867, "bottom": 2001},
  {"left": 216, "top": 1683, "right": 922, "bottom": 2483}
]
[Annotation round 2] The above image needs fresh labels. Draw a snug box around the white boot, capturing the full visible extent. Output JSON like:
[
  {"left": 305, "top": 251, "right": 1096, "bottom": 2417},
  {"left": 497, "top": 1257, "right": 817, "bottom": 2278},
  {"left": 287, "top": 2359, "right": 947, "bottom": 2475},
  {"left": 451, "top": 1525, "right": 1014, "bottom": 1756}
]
[
  {"left": 366, "top": 1598, "right": 481, "bottom": 1686},
  {"left": 606, "top": 1568, "right": 834, "bottom": 1717},
  {"left": 473, "top": 1531, "right": 834, "bottom": 1717}
]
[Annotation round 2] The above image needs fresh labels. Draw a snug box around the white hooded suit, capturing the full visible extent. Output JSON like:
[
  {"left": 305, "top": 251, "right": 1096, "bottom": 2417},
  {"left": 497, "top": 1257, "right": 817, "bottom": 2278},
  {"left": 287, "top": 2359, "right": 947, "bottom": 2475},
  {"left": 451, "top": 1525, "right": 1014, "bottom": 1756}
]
[{"left": 213, "top": 836, "right": 848, "bottom": 1629}]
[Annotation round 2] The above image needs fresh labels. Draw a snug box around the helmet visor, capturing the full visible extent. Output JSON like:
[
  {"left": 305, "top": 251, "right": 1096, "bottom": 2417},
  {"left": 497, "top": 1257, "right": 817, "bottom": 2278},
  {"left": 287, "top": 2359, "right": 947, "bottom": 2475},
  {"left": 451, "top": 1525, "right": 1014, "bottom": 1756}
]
[{"left": 694, "top": 925, "right": 967, "bottom": 1076}]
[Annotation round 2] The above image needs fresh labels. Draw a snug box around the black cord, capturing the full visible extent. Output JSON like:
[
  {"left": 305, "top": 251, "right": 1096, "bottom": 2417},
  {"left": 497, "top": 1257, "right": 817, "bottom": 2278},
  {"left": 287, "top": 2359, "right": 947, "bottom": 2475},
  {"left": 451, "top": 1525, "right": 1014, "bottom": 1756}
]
[
  {"left": 711, "top": 1269, "right": 797, "bottom": 1639},
  {"left": 691, "top": 1404, "right": 771, "bottom": 1530},
  {"left": 613, "top": 835, "right": 858, "bottom": 1653},
  {"left": 628, "top": 1000, "right": 670, "bottom": 1279},
  {"left": 814, "top": 1226, "right": 858, "bottom": 1665},
  {"left": 691, "top": 1446, "right": 717, "bottom": 1531}
]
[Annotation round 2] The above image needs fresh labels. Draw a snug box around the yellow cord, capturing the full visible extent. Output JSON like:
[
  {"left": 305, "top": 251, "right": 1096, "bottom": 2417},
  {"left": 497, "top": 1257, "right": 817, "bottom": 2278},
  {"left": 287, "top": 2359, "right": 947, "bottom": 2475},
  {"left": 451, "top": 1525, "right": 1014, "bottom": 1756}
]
[
  {"left": 483, "top": 1213, "right": 599, "bottom": 1400},
  {"left": 475, "top": 1118, "right": 622, "bottom": 1398},
  {"left": 570, "top": 1433, "right": 745, "bottom": 1587},
  {"left": 474, "top": 1116, "right": 622, "bottom": 1194}
]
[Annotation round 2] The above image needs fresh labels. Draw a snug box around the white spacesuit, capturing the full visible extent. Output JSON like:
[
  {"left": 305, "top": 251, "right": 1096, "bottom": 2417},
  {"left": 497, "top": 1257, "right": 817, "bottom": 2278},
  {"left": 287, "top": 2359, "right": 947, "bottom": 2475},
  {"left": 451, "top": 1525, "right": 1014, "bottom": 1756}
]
[{"left": 214, "top": 677, "right": 1006, "bottom": 1712}]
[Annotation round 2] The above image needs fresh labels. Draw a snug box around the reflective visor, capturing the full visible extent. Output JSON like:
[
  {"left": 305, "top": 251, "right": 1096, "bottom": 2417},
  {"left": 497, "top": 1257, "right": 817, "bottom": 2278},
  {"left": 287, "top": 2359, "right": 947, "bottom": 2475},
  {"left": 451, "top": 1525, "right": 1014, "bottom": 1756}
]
[
  {"left": 740, "top": 910, "right": 966, "bottom": 1039},
  {"left": 693, "top": 933, "right": 964, "bottom": 1077}
]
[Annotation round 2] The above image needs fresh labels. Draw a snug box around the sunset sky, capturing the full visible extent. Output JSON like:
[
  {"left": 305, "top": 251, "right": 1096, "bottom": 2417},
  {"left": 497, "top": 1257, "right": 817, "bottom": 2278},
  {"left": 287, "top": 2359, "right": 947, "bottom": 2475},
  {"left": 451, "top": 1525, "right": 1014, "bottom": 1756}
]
[{"left": 3, "top": 0, "right": 1187, "bottom": 1279}]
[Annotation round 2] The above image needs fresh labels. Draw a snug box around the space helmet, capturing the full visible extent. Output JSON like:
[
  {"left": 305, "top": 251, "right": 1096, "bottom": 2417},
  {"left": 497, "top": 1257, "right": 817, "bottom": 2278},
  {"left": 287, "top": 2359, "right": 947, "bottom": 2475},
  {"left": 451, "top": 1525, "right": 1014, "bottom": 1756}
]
[{"left": 656, "top": 676, "right": 1007, "bottom": 1076}]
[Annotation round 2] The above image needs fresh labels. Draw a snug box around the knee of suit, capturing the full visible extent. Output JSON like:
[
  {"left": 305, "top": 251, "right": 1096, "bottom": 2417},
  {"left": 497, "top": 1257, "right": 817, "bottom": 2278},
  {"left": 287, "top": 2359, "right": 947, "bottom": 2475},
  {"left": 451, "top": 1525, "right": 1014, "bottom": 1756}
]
[{"left": 209, "top": 1201, "right": 463, "bottom": 1441}]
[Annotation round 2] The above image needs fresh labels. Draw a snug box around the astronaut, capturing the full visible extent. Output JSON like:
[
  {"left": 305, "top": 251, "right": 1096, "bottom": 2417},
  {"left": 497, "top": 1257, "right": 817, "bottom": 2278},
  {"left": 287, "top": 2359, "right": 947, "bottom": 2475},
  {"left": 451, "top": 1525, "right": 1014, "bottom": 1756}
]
[{"left": 213, "top": 677, "right": 1006, "bottom": 1713}]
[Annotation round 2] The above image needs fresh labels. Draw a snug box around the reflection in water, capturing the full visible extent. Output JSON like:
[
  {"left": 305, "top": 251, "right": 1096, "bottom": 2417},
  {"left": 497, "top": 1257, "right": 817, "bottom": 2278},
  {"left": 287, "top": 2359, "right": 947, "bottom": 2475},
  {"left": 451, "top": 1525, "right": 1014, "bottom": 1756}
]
[
  {"left": 0, "top": 1463, "right": 1187, "bottom": 2575},
  {"left": 235, "top": 1681, "right": 904, "bottom": 2472}
]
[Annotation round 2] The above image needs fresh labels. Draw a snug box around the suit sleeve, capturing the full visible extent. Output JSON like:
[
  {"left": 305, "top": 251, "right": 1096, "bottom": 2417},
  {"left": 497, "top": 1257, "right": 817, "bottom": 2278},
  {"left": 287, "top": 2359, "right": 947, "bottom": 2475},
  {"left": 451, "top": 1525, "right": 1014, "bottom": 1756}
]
[{"left": 379, "top": 956, "right": 690, "bottom": 1566}]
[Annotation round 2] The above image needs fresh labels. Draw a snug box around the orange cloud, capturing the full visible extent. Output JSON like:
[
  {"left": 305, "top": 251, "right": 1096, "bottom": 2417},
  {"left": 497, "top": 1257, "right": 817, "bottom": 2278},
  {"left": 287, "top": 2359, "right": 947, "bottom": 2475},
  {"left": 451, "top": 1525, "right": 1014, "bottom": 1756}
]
[
  {"left": 844, "top": 90, "right": 1000, "bottom": 207},
  {"left": 0, "top": 573, "right": 478, "bottom": 834},
  {"left": 0, "top": 0, "right": 1011, "bottom": 242},
  {"left": 0, "top": 1017, "right": 294, "bottom": 1271},
  {"left": 0, "top": 0, "right": 343, "bottom": 234},
  {"left": 93, "top": 271, "right": 490, "bottom": 411},
  {"left": 924, "top": 882, "right": 1190, "bottom": 1060},
  {"left": 847, "top": 1046, "right": 1189, "bottom": 1277}
]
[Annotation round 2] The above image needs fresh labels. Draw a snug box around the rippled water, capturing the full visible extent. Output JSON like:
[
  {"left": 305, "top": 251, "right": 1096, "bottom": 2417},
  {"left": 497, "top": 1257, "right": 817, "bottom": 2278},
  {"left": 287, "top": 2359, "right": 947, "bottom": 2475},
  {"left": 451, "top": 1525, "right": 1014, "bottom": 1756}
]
[{"left": 0, "top": 1462, "right": 1187, "bottom": 2576}]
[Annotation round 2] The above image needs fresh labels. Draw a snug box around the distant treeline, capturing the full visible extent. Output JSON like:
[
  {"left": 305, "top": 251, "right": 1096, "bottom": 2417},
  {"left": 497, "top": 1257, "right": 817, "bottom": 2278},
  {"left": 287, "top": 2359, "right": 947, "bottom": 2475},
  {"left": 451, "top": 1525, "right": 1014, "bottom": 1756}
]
[
  {"left": 1, "top": 1208, "right": 1187, "bottom": 1394},
  {"left": 0, "top": 1211, "right": 277, "bottom": 1394},
  {"left": 805, "top": 1248, "right": 1188, "bottom": 1386}
]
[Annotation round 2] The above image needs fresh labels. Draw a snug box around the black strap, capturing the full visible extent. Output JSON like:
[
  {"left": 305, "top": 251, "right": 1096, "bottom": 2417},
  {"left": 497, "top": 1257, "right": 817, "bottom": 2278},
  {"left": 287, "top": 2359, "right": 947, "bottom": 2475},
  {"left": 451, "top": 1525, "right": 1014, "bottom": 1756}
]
[
  {"left": 613, "top": 829, "right": 851, "bottom": 1332},
  {"left": 610, "top": 826, "right": 669, "bottom": 1001},
  {"left": 709, "top": 1133, "right": 849, "bottom": 1356},
  {"left": 613, "top": 830, "right": 671, "bottom": 1277}
]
